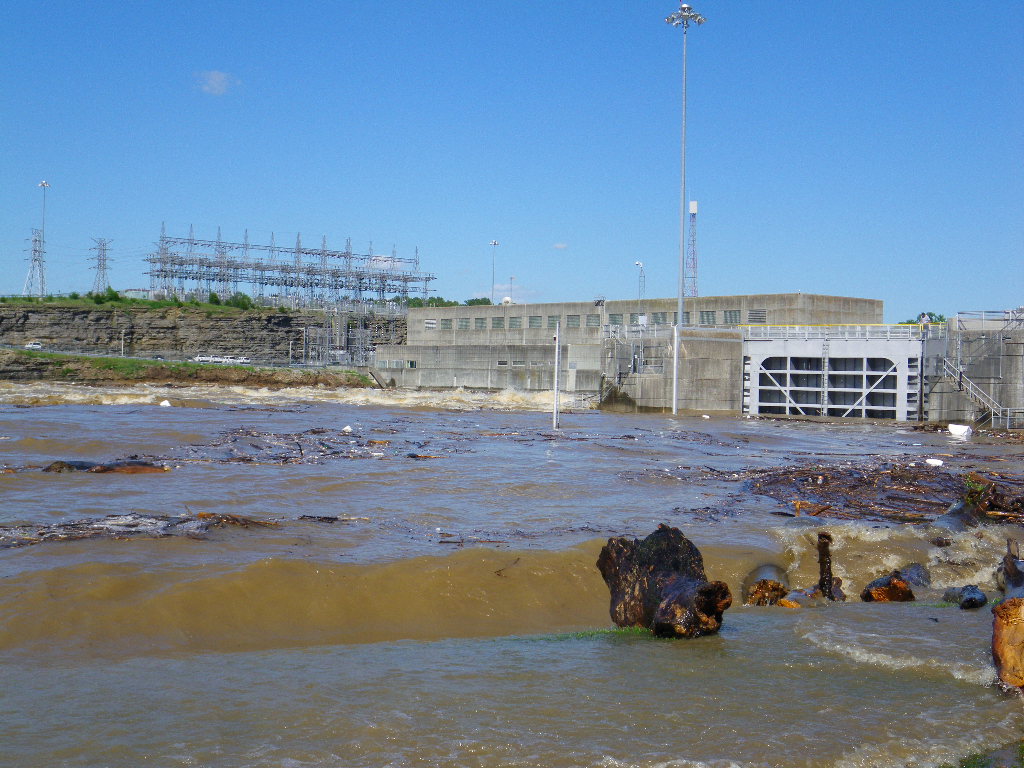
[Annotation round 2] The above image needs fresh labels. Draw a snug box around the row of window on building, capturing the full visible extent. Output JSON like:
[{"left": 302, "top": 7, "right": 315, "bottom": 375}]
[{"left": 424, "top": 308, "right": 768, "bottom": 331}]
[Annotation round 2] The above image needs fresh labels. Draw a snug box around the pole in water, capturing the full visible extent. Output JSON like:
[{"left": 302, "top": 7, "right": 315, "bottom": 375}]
[{"left": 552, "top": 321, "right": 561, "bottom": 430}]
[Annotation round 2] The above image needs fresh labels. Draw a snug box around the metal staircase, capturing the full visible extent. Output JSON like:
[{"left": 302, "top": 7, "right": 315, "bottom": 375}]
[{"left": 942, "top": 357, "right": 1022, "bottom": 429}]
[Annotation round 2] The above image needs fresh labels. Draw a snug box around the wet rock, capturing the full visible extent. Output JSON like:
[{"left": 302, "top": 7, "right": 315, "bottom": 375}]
[
  {"left": 88, "top": 461, "right": 169, "bottom": 474},
  {"left": 942, "top": 585, "right": 987, "bottom": 610},
  {"left": 897, "top": 563, "right": 931, "bottom": 588},
  {"left": 931, "top": 500, "right": 984, "bottom": 532},
  {"left": 994, "top": 540, "right": 1024, "bottom": 688},
  {"left": 42, "top": 460, "right": 100, "bottom": 472},
  {"left": 596, "top": 524, "right": 732, "bottom": 638},
  {"left": 860, "top": 571, "right": 916, "bottom": 602},
  {"left": 42, "top": 460, "right": 168, "bottom": 474},
  {"left": 742, "top": 564, "right": 789, "bottom": 606}
]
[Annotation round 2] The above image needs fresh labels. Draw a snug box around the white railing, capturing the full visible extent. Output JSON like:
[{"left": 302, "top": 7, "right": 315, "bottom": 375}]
[
  {"left": 742, "top": 324, "right": 945, "bottom": 341},
  {"left": 942, "top": 357, "right": 1022, "bottom": 428}
]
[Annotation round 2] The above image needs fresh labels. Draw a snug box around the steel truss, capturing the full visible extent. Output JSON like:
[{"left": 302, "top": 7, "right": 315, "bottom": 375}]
[{"left": 146, "top": 228, "right": 435, "bottom": 309}]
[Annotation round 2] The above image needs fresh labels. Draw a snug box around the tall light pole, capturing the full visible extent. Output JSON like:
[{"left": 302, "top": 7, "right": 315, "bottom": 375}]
[
  {"left": 634, "top": 261, "right": 645, "bottom": 300},
  {"left": 39, "top": 180, "right": 50, "bottom": 241},
  {"left": 666, "top": 2, "right": 705, "bottom": 415},
  {"left": 489, "top": 240, "right": 499, "bottom": 304}
]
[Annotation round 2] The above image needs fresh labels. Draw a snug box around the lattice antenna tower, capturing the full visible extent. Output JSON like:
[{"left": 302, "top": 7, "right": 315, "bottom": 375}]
[
  {"left": 90, "top": 238, "right": 113, "bottom": 294},
  {"left": 684, "top": 200, "right": 698, "bottom": 298}
]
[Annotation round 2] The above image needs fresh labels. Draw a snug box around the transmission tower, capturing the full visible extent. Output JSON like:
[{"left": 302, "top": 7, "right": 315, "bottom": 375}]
[
  {"left": 684, "top": 200, "right": 698, "bottom": 298},
  {"left": 23, "top": 180, "right": 50, "bottom": 297},
  {"left": 23, "top": 229, "right": 46, "bottom": 297},
  {"left": 90, "top": 238, "right": 113, "bottom": 294}
]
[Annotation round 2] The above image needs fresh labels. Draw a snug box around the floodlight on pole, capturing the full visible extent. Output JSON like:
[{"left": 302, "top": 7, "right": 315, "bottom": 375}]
[
  {"left": 666, "top": 2, "right": 705, "bottom": 415},
  {"left": 634, "top": 261, "right": 645, "bottom": 300},
  {"left": 38, "top": 181, "right": 50, "bottom": 239},
  {"left": 489, "top": 240, "right": 499, "bottom": 304}
]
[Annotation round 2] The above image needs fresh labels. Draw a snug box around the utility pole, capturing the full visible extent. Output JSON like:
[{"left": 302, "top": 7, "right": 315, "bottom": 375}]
[
  {"left": 552, "top": 321, "right": 561, "bottom": 430},
  {"left": 666, "top": 2, "right": 705, "bottom": 415}
]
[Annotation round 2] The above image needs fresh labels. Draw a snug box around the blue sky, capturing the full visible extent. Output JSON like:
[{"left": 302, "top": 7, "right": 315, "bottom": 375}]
[{"left": 2, "top": 1, "right": 1021, "bottom": 322}]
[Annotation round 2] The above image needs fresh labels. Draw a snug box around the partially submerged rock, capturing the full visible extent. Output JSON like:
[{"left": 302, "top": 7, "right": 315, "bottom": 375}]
[
  {"left": 596, "top": 524, "right": 732, "bottom": 638},
  {"left": 42, "top": 460, "right": 169, "bottom": 474},
  {"left": 860, "top": 573, "right": 914, "bottom": 602},
  {"left": 742, "top": 564, "right": 789, "bottom": 606},
  {"left": 942, "top": 585, "right": 987, "bottom": 610}
]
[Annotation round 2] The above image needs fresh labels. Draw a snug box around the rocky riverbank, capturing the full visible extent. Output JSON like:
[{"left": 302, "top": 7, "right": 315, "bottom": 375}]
[{"left": 0, "top": 349, "right": 372, "bottom": 389}]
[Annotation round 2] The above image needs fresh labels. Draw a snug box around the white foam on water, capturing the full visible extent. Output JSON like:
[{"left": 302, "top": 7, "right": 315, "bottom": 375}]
[
  {"left": 801, "top": 628, "right": 996, "bottom": 686},
  {"left": 834, "top": 712, "right": 1024, "bottom": 768},
  {"left": 0, "top": 381, "right": 589, "bottom": 413},
  {"left": 597, "top": 758, "right": 758, "bottom": 768}
]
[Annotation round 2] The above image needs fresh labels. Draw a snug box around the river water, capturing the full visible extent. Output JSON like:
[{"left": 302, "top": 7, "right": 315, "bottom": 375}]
[{"left": 0, "top": 381, "right": 1021, "bottom": 768}]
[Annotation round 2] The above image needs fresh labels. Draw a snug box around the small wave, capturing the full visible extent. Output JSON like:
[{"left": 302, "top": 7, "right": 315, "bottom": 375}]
[
  {"left": 597, "top": 759, "right": 759, "bottom": 768},
  {"left": 770, "top": 521, "right": 1011, "bottom": 594},
  {"left": 833, "top": 712, "right": 1024, "bottom": 768},
  {"left": 798, "top": 623, "right": 996, "bottom": 686},
  {"left": 0, "top": 381, "right": 589, "bottom": 412}
]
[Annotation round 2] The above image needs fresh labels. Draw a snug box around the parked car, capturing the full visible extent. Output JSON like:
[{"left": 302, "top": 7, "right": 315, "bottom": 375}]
[{"left": 23, "top": 342, "right": 43, "bottom": 350}]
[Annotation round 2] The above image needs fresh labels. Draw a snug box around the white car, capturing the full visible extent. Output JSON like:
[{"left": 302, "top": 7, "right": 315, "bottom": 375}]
[{"left": 24, "top": 342, "right": 43, "bottom": 350}]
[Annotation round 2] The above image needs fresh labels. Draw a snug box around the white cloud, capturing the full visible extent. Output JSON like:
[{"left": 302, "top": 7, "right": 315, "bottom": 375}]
[
  {"left": 553, "top": 243, "right": 569, "bottom": 250},
  {"left": 197, "top": 70, "right": 238, "bottom": 95}
]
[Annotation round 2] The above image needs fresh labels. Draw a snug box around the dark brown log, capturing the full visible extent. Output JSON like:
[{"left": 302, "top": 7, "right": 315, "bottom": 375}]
[
  {"left": 817, "top": 532, "right": 834, "bottom": 600},
  {"left": 596, "top": 524, "right": 732, "bottom": 638}
]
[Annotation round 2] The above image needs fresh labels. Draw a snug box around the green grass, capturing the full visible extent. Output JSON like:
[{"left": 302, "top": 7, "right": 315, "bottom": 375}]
[{"left": 939, "top": 742, "right": 1024, "bottom": 768}]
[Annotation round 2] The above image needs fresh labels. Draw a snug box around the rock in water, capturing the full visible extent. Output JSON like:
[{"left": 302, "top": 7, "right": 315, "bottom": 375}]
[
  {"left": 596, "top": 524, "right": 732, "bottom": 638},
  {"left": 942, "top": 585, "right": 987, "bottom": 610},
  {"left": 742, "top": 564, "right": 789, "bottom": 607},
  {"left": 860, "top": 571, "right": 916, "bottom": 602}
]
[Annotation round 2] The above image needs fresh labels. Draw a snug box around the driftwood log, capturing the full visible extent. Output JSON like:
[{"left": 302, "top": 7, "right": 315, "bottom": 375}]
[
  {"left": 993, "top": 540, "right": 1024, "bottom": 688},
  {"left": 596, "top": 524, "right": 732, "bottom": 638}
]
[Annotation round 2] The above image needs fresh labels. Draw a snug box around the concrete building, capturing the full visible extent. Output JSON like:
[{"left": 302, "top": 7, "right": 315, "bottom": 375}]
[{"left": 374, "top": 295, "right": 1022, "bottom": 427}]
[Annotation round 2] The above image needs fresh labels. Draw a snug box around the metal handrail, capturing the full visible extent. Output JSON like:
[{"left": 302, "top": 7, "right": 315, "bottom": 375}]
[
  {"left": 743, "top": 324, "right": 945, "bottom": 340},
  {"left": 942, "top": 357, "right": 1005, "bottom": 418}
]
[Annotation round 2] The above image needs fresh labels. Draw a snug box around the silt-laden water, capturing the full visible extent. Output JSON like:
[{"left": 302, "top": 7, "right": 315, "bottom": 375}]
[{"left": 0, "top": 381, "right": 1021, "bottom": 767}]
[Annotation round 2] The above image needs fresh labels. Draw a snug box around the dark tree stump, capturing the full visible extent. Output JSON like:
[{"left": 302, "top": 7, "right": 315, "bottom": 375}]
[{"left": 596, "top": 524, "right": 732, "bottom": 638}]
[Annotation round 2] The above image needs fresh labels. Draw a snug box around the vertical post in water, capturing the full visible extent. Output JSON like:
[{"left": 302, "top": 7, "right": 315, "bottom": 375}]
[
  {"left": 672, "top": 324, "right": 679, "bottom": 414},
  {"left": 552, "top": 321, "right": 561, "bottom": 430}
]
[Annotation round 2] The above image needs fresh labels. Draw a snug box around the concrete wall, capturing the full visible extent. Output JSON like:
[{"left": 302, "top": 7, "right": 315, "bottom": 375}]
[
  {"left": 926, "top": 326, "right": 1024, "bottom": 425},
  {"left": 374, "top": 342, "right": 601, "bottom": 395},
  {"left": 407, "top": 293, "right": 882, "bottom": 347}
]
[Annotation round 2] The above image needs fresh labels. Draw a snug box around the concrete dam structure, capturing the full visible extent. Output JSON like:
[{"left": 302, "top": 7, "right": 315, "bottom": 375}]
[{"left": 375, "top": 295, "right": 1023, "bottom": 428}]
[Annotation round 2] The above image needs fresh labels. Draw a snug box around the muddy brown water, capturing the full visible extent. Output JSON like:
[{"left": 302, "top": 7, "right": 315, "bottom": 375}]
[{"left": 0, "top": 381, "right": 1022, "bottom": 767}]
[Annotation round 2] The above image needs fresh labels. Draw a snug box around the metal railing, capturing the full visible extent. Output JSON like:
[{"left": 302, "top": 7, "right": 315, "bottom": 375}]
[
  {"left": 743, "top": 324, "right": 946, "bottom": 341},
  {"left": 942, "top": 357, "right": 1022, "bottom": 428}
]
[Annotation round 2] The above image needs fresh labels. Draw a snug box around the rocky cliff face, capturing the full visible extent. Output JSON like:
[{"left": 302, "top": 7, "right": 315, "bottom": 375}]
[{"left": 0, "top": 306, "right": 403, "bottom": 363}]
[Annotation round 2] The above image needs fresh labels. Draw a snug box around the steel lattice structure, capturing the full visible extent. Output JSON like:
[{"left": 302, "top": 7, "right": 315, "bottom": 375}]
[{"left": 146, "top": 227, "right": 436, "bottom": 309}]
